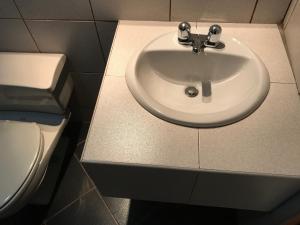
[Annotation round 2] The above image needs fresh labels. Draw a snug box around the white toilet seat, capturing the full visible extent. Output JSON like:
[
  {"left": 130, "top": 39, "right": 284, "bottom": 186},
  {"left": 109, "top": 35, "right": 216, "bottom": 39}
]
[
  {"left": 0, "top": 121, "right": 44, "bottom": 212},
  {"left": 0, "top": 52, "right": 72, "bottom": 218}
]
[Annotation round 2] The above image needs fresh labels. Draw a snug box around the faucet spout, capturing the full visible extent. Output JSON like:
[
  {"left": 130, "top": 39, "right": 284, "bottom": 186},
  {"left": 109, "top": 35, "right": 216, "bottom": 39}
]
[{"left": 191, "top": 34, "right": 208, "bottom": 54}]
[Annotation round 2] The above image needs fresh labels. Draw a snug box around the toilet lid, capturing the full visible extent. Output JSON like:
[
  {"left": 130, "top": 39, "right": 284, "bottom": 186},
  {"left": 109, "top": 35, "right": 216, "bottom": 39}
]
[{"left": 0, "top": 121, "right": 43, "bottom": 209}]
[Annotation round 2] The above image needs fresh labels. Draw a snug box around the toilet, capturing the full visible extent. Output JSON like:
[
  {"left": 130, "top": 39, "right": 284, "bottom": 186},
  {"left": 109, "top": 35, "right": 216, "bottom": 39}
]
[{"left": 0, "top": 52, "right": 73, "bottom": 217}]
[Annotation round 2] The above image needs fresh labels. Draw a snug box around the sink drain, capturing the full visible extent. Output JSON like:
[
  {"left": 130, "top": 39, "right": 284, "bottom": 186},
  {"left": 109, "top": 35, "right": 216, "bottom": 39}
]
[{"left": 185, "top": 86, "right": 199, "bottom": 97}]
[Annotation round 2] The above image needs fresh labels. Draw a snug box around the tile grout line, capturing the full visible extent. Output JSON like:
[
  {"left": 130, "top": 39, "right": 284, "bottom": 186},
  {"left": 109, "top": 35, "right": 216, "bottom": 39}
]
[
  {"left": 283, "top": 0, "right": 298, "bottom": 28},
  {"left": 92, "top": 184, "right": 121, "bottom": 225},
  {"left": 74, "top": 153, "right": 96, "bottom": 186},
  {"left": 13, "top": 18, "right": 117, "bottom": 22},
  {"left": 169, "top": 0, "right": 172, "bottom": 21},
  {"left": 0, "top": 17, "right": 21, "bottom": 20},
  {"left": 11, "top": 0, "right": 41, "bottom": 52},
  {"left": 270, "top": 81, "right": 296, "bottom": 84},
  {"left": 45, "top": 155, "right": 96, "bottom": 223},
  {"left": 44, "top": 187, "right": 96, "bottom": 223},
  {"left": 23, "top": 18, "right": 94, "bottom": 22},
  {"left": 250, "top": 0, "right": 259, "bottom": 23},
  {"left": 73, "top": 154, "right": 120, "bottom": 225},
  {"left": 88, "top": 0, "right": 107, "bottom": 64},
  {"left": 188, "top": 173, "right": 199, "bottom": 202}
]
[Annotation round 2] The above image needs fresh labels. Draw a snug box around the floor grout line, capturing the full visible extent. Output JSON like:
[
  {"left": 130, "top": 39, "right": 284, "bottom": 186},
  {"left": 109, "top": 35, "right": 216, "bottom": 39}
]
[
  {"left": 44, "top": 155, "right": 96, "bottom": 223},
  {"left": 44, "top": 187, "right": 96, "bottom": 223},
  {"left": 93, "top": 185, "right": 122, "bottom": 225},
  {"left": 188, "top": 173, "right": 199, "bottom": 202},
  {"left": 74, "top": 154, "right": 96, "bottom": 187},
  {"left": 74, "top": 153, "right": 121, "bottom": 225}
]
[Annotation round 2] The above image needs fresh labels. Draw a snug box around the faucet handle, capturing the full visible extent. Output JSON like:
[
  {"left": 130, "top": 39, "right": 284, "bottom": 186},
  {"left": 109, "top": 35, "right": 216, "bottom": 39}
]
[
  {"left": 207, "top": 24, "right": 222, "bottom": 44},
  {"left": 178, "top": 22, "right": 191, "bottom": 43}
]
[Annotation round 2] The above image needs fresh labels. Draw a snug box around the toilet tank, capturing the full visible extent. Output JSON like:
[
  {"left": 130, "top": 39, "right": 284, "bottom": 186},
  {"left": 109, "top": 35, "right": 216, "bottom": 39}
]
[{"left": 0, "top": 52, "right": 73, "bottom": 114}]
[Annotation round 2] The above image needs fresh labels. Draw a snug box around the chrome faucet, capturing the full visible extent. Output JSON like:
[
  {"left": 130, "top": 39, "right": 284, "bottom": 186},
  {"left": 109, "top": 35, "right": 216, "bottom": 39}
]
[{"left": 178, "top": 22, "right": 225, "bottom": 53}]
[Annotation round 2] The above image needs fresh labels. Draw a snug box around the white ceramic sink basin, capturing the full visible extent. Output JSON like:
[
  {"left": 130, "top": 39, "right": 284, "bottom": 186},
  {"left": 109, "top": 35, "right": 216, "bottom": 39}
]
[{"left": 126, "top": 32, "right": 270, "bottom": 127}]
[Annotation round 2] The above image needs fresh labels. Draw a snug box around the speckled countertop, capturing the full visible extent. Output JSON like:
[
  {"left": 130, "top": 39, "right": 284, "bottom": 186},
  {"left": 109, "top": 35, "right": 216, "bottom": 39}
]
[{"left": 82, "top": 21, "right": 300, "bottom": 177}]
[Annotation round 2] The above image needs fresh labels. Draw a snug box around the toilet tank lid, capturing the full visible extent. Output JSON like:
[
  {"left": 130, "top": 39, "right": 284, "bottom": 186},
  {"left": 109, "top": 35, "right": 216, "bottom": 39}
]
[
  {"left": 0, "top": 52, "right": 66, "bottom": 91},
  {"left": 0, "top": 121, "right": 43, "bottom": 210}
]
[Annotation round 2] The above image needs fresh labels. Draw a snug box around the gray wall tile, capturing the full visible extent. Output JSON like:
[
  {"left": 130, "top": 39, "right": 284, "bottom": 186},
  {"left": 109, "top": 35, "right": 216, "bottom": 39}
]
[
  {"left": 252, "top": 0, "right": 292, "bottom": 23},
  {"left": 96, "top": 21, "right": 117, "bottom": 60},
  {"left": 14, "top": 0, "right": 93, "bottom": 20},
  {"left": 90, "top": 0, "right": 170, "bottom": 21},
  {"left": 283, "top": 0, "right": 298, "bottom": 28},
  {"left": 69, "top": 73, "right": 102, "bottom": 123},
  {"left": 284, "top": 0, "right": 300, "bottom": 92},
  {"left": 0, "top": 0, "right": 20, "bottom": 18},
  {"left": 0, "top": 19, "right": 38, "bottom": 52},
  {"left": 71, "top": 107, "right": 95, "bottom": 122},
  {"left": 26, "top": 20, "right": 105, "bottom": 73},
  {"left": 171, "top": 0, "right": 257, "bottom": 22},
  {"left": 71, "top": 72, "right": 103, "bottom": 108}
]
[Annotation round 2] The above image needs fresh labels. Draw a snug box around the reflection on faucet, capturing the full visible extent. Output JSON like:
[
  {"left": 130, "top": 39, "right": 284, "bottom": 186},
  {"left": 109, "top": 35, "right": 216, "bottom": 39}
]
[
  {"left": 178, "top": 22, "right": 225, "bottom": 54},
  {"left": 202, "top": 80, "right": 212, "bottom": 103}
]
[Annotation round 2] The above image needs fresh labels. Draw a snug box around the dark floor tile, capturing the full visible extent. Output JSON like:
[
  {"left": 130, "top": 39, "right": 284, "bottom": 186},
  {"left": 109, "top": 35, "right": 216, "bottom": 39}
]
[
  {"left": 0, "top": 205, "right": 48, "bottom": 225},
  {"left": 113, "top": 207, "right": 131, "bottom": 225},
  {"left": 46, "top": 156, "right": 94, "bottom": 218},
  {"left": 109, "top": 200, "right": 167, "bottom": 225},
  {"left": 103, "top": 197, "right": 131, "bottom": 225},
  {"left": 0, "top": 216, "right": 15, "bottom": 225},
  {"left": 126, "top": 200, "right": 171, "bottom": 225},
  {"left": 138, "top": 201, "right": 237, "bottom": 225},
  {"left": 103, "top": 197, "right": 131, "bottom": 214},
  {"left": 46, "top": 189, "right": 117, "bottom": 225},
  {"left": 103, "top": 199, "right": 238, "bottom": 225}
]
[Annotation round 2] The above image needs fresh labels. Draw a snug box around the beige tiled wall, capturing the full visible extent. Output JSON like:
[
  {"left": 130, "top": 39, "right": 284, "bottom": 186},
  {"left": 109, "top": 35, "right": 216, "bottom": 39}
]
[
  {"left": 284, "top": 0, "right": 300, "bottom": 92},
  {"left": 0, "top": 0, "right": 293, "bottom": 121},
  {"left": 171, "top": 0, "right": 257, "bottom": 22},
  {"left": 252, "top": 0, "right": 292, "bottom": 23}
]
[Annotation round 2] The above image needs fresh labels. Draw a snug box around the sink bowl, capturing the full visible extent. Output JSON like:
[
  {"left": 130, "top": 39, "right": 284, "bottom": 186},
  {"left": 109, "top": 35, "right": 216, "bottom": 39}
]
[{"left": 126, "top": 32, "right": 270, "bottom": 127}]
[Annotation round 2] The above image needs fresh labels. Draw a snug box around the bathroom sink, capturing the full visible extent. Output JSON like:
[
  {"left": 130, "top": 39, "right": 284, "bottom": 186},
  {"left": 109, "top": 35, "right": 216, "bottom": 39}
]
[{"left": 125, "top": 32, "right": 270, "bottom": 127}]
